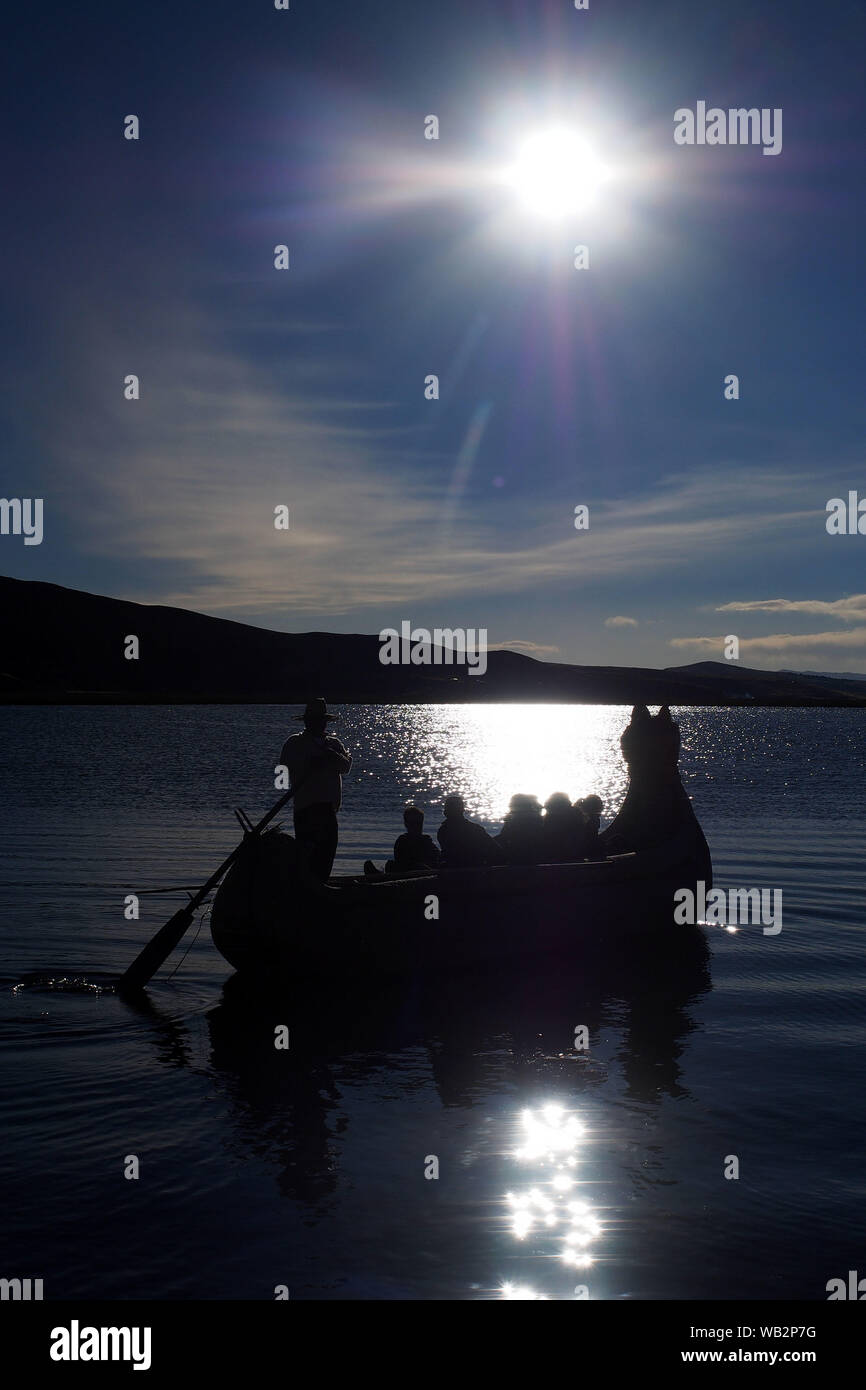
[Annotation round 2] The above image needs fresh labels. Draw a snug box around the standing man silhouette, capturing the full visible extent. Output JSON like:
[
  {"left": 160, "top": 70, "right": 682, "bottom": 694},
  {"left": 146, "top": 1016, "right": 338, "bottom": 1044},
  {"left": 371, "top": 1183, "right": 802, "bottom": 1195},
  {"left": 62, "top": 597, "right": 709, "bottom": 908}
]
[{"left": 279, "top": 698, "right": 352, "bottom": 880}]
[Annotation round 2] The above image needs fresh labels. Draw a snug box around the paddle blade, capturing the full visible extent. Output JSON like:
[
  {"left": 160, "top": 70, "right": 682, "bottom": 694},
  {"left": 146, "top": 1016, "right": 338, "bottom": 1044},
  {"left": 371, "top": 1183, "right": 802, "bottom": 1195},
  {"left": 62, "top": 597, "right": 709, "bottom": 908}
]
[{"left": 117, "top": 904, "right": 196, "bottom": 994}]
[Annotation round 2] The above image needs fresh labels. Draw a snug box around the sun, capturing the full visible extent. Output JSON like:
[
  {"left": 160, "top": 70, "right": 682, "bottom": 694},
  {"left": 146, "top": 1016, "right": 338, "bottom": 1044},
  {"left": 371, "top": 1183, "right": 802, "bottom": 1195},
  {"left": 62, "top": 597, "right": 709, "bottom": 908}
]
[{"left": 501, "top": 125, "right": 611, "bottom": 220}]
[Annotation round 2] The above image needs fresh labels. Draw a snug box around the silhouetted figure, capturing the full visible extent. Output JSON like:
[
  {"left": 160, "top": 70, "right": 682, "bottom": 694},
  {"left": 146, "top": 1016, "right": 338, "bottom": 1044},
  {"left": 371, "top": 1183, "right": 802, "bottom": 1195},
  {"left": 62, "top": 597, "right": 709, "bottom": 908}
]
[
  {"left": 279, "top": 697, "right": 352, "bottom": 880},
  {"left": 389, "top": 805, "right": 441, "bottom": 872},
  {"left": 542, "top": 791, "right": 581, "bottom": 862},
  {"left": 496, "top": 793, "right": 545, "bottom": 864},
  {"left": 437, "top": 795, "right": 503, "bottom": 868},
  {"left": 574, "top": 794, "right": 605, "bottom": 858}
]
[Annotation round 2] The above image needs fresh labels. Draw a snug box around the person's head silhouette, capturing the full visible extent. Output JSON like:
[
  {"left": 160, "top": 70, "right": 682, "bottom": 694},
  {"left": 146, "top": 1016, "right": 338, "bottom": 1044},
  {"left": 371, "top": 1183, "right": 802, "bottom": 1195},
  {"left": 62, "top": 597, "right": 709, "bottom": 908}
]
[{"left": 294, "top": 696, "right": 338, "bottom": 737}]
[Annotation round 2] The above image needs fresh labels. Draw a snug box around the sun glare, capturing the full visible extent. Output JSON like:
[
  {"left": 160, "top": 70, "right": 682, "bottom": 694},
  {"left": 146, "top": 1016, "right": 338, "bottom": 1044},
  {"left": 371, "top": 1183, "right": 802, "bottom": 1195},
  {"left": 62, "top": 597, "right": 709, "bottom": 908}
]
[
  {"left": 502, "top": 126, "right": 611, "bottom": 220},
  {"left": 496, "top": 1105, "right": 604, "bottom": 1296}
]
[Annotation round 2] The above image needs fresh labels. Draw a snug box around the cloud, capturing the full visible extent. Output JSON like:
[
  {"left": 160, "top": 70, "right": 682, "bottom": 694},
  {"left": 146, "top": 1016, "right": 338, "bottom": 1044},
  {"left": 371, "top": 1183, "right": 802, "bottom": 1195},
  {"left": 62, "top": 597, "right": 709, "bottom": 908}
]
[
  {"left": 490, "top": 638, "right": 562, "bottom": 655},
  {"left": 31, "top": 291, "right": 840, "bottom": 625},
  {"left": 671, "top": 629, "right": 866, "bottom": 655},
  {"left": 716, "top": 595, "right": 866, "bottom": 621},
  {"left": 674, "top": 593, "right": 866, "bottom": 668},
  {"left": 604, "top": 615, "right": 638, "bottom": 628}
]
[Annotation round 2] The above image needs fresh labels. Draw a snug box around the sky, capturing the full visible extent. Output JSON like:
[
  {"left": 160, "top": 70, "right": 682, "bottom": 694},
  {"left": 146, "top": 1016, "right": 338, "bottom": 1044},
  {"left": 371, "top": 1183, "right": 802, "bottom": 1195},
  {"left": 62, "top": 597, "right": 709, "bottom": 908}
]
[{"left": 3, "top": 0, "right": 866, "bottom": 671}]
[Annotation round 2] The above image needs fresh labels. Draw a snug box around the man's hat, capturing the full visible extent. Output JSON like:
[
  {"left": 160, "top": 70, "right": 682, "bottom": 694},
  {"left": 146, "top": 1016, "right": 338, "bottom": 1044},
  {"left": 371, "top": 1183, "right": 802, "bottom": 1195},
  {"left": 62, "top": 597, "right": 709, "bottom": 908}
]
[{"left": 294, "top": 697, "right": 337, "bottom": 722}]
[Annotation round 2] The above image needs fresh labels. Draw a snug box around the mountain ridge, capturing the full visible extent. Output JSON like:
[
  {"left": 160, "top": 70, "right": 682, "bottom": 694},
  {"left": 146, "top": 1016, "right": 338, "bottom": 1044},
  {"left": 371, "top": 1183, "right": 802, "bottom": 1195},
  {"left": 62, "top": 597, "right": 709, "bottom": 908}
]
[{"left": 2, "top": 576, "right": 864, "bottom": 707}]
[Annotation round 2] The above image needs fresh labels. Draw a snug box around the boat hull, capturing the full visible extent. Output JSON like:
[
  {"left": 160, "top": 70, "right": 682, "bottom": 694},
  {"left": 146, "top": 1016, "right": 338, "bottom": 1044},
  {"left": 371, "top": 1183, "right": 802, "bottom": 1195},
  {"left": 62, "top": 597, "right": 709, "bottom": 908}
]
[{"left": 210, "top": 826, "right": 710, "bottom": 980}]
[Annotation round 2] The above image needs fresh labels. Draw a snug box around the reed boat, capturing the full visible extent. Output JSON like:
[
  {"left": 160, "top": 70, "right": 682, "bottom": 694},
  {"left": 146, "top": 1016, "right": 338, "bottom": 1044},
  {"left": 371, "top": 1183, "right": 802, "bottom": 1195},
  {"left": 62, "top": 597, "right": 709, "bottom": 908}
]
[{"left": 210, "top": 705, "right": 712, "bottom": 980}]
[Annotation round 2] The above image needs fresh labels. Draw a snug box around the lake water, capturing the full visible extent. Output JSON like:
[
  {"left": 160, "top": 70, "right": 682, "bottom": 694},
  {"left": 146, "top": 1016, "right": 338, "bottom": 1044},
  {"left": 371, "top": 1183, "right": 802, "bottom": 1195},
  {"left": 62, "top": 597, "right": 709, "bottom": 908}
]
[{"left": 0, "top": 703, "right": 864, "bottom": 1300}]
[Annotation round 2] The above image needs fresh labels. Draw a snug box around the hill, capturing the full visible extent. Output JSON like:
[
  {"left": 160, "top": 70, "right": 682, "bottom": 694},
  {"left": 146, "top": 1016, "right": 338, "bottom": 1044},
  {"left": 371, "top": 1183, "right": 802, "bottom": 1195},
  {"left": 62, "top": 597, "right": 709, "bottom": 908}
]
[{"left": 2, "top": 577, "right": 864, "bottom": 706}]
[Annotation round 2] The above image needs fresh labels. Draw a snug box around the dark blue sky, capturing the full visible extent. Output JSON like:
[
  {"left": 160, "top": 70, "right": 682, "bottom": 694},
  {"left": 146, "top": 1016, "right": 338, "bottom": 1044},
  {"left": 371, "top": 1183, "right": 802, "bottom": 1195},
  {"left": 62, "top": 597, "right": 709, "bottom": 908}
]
[{"left": 4, "top": 0, "right": 866, "bottom": 669}]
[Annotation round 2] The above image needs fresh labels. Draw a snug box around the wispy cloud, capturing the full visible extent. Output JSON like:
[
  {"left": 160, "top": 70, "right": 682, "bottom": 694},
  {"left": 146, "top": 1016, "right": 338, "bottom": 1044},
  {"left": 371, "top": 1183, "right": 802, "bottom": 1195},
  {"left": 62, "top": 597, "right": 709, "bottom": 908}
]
[
  {"left": 491, "top": 638, "right": 562, "bottom": 655},
  {"left": 671, "top": 629, "right": 866, "bottom": 657},
  {"left": 671, "top": 593, "right": 866, "bottom": 669},
  {"left": 33, "top": 295, "right": 839, "bottom": 626},
  {"left": 716, "top": 595, "right": 866, "bottom": 621}
]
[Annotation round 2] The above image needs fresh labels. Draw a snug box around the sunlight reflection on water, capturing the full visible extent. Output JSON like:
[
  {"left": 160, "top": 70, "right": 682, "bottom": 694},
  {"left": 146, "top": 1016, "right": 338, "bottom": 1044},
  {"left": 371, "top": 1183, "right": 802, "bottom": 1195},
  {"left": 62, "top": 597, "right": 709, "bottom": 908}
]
[
  {"left": 366, "top": 704, "right": 629, "bottom": 823},
  {"left": 496, "top": 1103, "right": 604, "bottom": 1300}
]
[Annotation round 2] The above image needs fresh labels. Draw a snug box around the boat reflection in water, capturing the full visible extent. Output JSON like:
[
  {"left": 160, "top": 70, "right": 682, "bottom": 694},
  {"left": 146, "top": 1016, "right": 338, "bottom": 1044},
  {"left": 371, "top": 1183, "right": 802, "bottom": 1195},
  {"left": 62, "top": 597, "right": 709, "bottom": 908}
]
[
  {"left": 496, "top": 1104, "right": 603, "bottom": 1300},
  {"left": 194, "top": 930, "right": 711, "bottom": 1297}
]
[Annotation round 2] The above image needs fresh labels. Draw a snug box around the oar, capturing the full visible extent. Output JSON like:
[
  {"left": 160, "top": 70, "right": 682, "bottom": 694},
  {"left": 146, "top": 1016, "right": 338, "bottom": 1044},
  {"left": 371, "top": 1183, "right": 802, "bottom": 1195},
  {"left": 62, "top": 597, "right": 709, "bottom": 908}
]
[{"left": 117, "top": 784, "right": 298, "bottom": 995}]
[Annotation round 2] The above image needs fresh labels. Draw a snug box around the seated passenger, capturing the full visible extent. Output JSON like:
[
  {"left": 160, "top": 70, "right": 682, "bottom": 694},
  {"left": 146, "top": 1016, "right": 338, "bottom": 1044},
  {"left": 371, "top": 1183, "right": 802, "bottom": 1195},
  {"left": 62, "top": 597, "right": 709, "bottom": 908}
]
[
  {"left": 388, "top": 805, "right": 441, "bottom": 873},
  {"left": 437, "top": 795, "right": 503, "bottom": 868},
  {"left": 496, "top": 793, "right": 545, "bottom": 864},
  {"left": 577, "top": 794, "right": 603, "bottom": 835},
  {"left": 542, "top": 791, "right": 580, "bottom": 862},
  {"left": 574, "top": 794, "right": 605, "bottom": 859}
]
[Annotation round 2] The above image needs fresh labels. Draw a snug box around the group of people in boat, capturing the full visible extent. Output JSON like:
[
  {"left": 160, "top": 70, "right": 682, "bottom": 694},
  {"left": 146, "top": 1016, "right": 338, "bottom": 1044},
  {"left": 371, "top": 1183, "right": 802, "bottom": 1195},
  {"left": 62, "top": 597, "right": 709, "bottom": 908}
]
[
  {"left": 280, "top": 698, "right": 607, "bottom": 881},
  {"left": 362, "top": 792, "right": 605, "bottom": 876}
]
